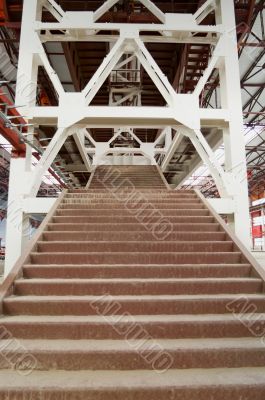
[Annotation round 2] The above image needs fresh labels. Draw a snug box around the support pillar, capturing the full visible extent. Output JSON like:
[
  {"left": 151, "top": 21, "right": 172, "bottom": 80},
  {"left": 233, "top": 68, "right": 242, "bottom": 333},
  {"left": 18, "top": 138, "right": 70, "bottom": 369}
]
[
  {"left": 4, "top": 157, "right": 29, "bottom": 276},
  {"left": 217, "top": 0, "right": 251, "bottom": 247}
]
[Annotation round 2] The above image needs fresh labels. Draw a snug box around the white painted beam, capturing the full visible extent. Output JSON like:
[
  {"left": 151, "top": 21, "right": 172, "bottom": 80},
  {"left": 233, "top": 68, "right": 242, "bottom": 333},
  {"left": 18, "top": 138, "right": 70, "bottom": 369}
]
[
  {"left": 188, "top": 128, "right": 229, "bottom": 197},
  {"left": 139, "top": 0, "right": 165, "bottom": 23},
  {"left": 29, "top": 127, "right": 69, "bottom": 197},
  {"left": 135, "top": 38, "right": 176, "bottom": 107},
  {"left": 194, "top": 38, "right": 223, "bottom": 97},
  {"left": 207, "top": 198, "right": 235, "bottom": 214},
  {"left": 82, "top": 38, "right": 125, "bottom": 105},
  {"left": 93, "top": 0, "right": 119, "bottom": 22},
  {"left": 23, "top": 197, "right": 57, "bottom": 214},
  {"left": 194, "top": 0, "right": 216, "bottom": 24},
  {"left": 161, "top": 131, "right": 183, "bottom": 172},
  {"left": 38, "top": 49, "right": 65, "bottom": 96},
  {"left": 36, "top": 21, "right": 222, "bottom": 34},
  {"left": 40, "top": 33, "right": 217, "bottom": 45},
  {"left": 72, "top": 130, "right": 92, "bottom": 172},
  {"left": 43, "top": 0, "right": 65, "bottom": 22}
]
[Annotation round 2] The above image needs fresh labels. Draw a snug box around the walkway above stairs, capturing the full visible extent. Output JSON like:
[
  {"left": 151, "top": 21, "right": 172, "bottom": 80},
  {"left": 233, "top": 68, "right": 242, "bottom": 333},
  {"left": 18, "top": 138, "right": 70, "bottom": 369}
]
[{"left": 0, "top": 165, "right": 265, "bottom": 399}]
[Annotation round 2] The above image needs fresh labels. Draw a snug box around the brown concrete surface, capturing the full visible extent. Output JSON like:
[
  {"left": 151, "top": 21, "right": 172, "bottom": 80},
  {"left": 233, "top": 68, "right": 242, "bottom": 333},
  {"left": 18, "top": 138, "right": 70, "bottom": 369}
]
[{"left": 1, "top": 166, "right": 265, "bottom": 399}]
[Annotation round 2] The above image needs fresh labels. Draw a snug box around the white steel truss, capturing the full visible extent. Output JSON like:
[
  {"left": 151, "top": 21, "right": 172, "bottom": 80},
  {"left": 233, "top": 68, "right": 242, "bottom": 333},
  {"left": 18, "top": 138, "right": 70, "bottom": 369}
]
[{"left": 4, "top": 0, "right": 251, "bottom": 275}]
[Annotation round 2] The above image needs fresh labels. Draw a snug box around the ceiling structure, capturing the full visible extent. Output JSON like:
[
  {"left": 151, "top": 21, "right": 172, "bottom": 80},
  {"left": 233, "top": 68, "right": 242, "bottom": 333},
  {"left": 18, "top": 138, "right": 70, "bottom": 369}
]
[{"left": 0, "top": 0, "right": 264, "bottom": 197}]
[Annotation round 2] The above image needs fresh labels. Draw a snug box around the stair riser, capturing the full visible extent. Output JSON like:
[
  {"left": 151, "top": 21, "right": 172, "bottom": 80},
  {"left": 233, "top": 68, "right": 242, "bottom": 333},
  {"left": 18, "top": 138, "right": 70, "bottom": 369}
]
[
  {"left": 22, "top": 265, "right": 252, "bottom": 279},
  {"left": 70, "top": 189, "right": 173, "bottom": 192},
  {"left": 69, "top": 189, "right": 194, "bottom": 193},
  {"left": 1, "top": 387, "right": 264, "bottom": 400},
  {"left": 47, "top": 223, "right": 221, "bottom": 232},
  {"left": 59, "top": 203, "right": 204, "bottom": 209},
  {"left": 0, "top": 320, "right": 262, "bottom": 339},
  {"left": 52, "top": 216, "right": 214, "bottom": 224},
  {"left": 90, "top": 185, "right": 166, "bottom": 188},
  {"left": 5, "top": 298, "right": 265, "bottom": 316},
  {"left": 65, "top": 191, "right": 196, "bottom": 195},
  {"left": 91, "top": 177, "right": 164, "bottom": 179},
  {"left": 91, "top": 175, "right": 163, "bottom": 177},
  {"left": 90, "top": 181, "right": 164, "bottom": 185},
  {"left": 64, "top": 194, "right": 197, "bottom": 200},
  {"left": 91, "top": 179, "right": 164, "bottom": 181},
  {"left": 42, "top": 231, "right": 226, "bottom": 242},
  {"left": 93, "top": 175, "right": 161, "bottom": 177},
  {"left": 1, "top": 387, "right": 265, "bottom": 400},
  {"left": 37, "top": 242, "right": 234, "bottom": 253},
  {"left": 58, "top": 209, "right": 207, "bottom": 217},
  {"left": 62, "top": 201, "right": 199, "bottom": 206},
  {"left": 62, "top": 197, "right": 200, "bottom": 203},
  {"left": 14, "top": 281, "right": 261, "bottom": 296},
  {"left": 1, "top": 347, "right": 265, "bottom": 371},
  {"left": 30, "top": 252, "right": 243, "bottom": 265},
  {"left": 90, "top": 178, "right": 163, "bottom": 181}
]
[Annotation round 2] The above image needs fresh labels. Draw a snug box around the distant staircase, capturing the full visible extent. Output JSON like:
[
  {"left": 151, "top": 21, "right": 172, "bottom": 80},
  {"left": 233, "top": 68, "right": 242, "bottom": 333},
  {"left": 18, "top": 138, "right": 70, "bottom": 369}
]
[{"left": 0, "top": 165, "right": 265, "bottom": 398}]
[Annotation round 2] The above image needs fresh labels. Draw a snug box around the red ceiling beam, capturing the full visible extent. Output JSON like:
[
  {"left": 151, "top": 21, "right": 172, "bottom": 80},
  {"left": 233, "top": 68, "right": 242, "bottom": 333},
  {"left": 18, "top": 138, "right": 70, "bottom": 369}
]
[
  {"left": 0, "top": 119, "right": 25, "bottom": 157},
  {"left": 0, "top": 90, "right": 26, "bottom": 157},
  {"left": 0, "top": 21, "right": 20, "bottom": 28},
  {"left": 0, "top": 90, "right": 66, "bottom": 187},
  {"left": 0, "top": 0, "right": 9, "bottom": 22}
]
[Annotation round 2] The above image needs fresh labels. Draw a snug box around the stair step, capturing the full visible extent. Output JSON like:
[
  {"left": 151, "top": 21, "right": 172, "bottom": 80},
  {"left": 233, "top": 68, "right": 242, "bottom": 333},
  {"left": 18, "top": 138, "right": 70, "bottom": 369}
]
[
  {"left": 69, "top": 189, "right": 172, "bottom": 193},
  {"left": 14, "top": 278, "right": 262, "bottom": 296},
  {"left": 59, "top": 202, "right": 204, "bottom": 209},
  {"left": 37, "top": 241, "right": 234, "bottom": 253},
  {"left": 47, "top": 222, "right": 221, "bottom": 232},
  {"left": 64, "top": 193, "right": 197, "bottom": 199},
  {"left": 90, "top": 185, "right": 166, "bottom": 188},
  {"left": 57, "top": 209, "right": 207, "bottom": 217},
  {"left": 91, "top": 180, "right": 164, "bottom": 184},
  {"left": 52, "top": 215, "right": 213, "bottom": 223},
  {"left": 4, "top": 294, "right": 265, "bottom": 315},
  {"left": 1, "top": 367, "right": 265, "bottom": 399},
  {"left": 30, "top": 251, "right": 243, "bottom": 264},
  {"left": 42, "top": 231, "right": 227, "bottom": 242},
  {"left": 62, "top": 197, "right": 200, "bottom": 203},
  {"left": 0, "top": 367, "right": 265, "bottom": 399},
  {"left": 1, "top": 314, "right": 264, "bottom": 339},
  {"left": 22, "top": 263, "right": 252, "bottom": 279},
  {"left": 0, "top": 338, "right": 265, "bottom": 370}
]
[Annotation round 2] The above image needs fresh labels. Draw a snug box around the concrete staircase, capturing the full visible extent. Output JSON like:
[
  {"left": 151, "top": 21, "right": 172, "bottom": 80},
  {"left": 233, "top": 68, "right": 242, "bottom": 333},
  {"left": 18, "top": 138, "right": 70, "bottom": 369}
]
[{"left": 1, "top": 165, "right": 265, "bottom": 399}]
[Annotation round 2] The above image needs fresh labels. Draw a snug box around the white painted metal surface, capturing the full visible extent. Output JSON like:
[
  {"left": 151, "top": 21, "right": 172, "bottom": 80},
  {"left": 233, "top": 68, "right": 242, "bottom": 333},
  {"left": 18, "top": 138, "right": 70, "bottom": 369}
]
[{"left": 4, "top": 0, "right": 251, "bottom": 274}]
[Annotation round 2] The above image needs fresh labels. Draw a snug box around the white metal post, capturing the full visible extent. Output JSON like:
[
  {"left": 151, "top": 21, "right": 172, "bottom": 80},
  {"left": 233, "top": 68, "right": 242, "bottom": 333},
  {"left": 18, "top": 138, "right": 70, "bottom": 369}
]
[
  {"left": 217, "top": 0, "right": 251, "bottom": 246},
  {"left": 4, "top": 0, "right": 42, "bottom": 275},
  {"left": 4, "top": 158, "right": 30, "bottom": 276}
]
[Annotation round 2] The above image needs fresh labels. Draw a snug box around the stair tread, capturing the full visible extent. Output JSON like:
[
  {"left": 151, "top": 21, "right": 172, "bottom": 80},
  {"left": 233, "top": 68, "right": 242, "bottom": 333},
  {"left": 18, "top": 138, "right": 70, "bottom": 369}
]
[
  {"left": 23, "top": 263, "right": 251, "bottom": 267},
  {"left": 38, "top": 240, "right": 231, "bottom": 244},
  {"left": 5, "top": 293, "right": 265, "bottom": 301},
  {"left": 15, "top": 277, "right": 259, "bottom": 283},
  {"left": 0, "top": 367, "right": 265, "bottom": 388},
  {"left": 31, "top": 251, "right": 242, "bottom": 254},
  {"left": 2, "top": 314, "right": 265, "bottom": 322},
  {"left": 0, "top": 337, "right": 264, "bottom": 351},
  {"left": 48, "top": 222, "right": 218, "bottom": 224}
]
